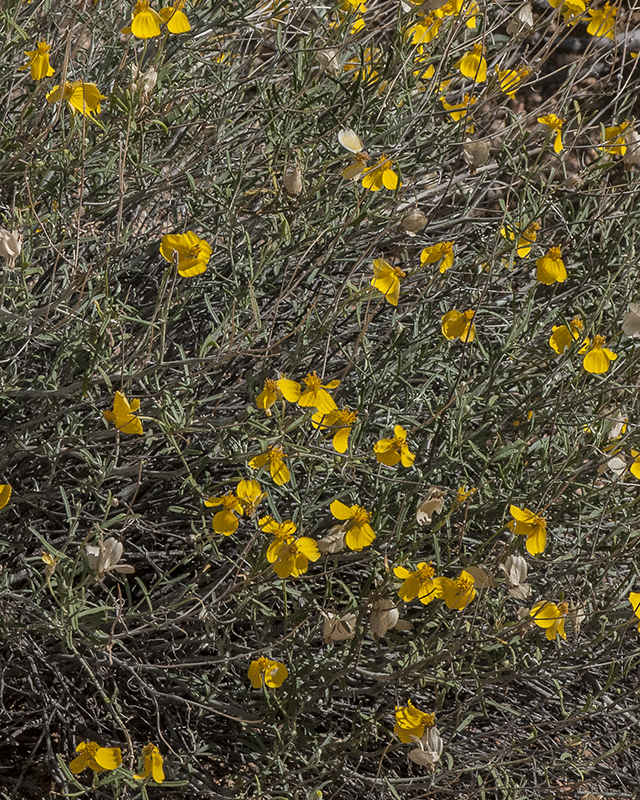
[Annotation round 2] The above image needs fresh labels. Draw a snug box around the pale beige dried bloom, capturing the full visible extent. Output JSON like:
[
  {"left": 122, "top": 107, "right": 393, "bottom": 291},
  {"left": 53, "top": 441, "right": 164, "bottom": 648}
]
[
  {"left": 464, "top": 565, "right": 496, "bottom": 588},
  {"left": 369, "top": 598, "right": 412, "bottom": 637},
  {"left": 283, "top": 164, "right": 303, "bottom": 196},
  {"left": 317, "top": 48, "right": 339, "bottom": 76},
  {"left": 416, "top": 487, "right": 446, "bottom": 526},
  {"left": 567, "top": 601, "right": 586, "bottom": 637},
  {"left": 408, "top": 726, "right": 443, "bottom": 766},
  {"left": 401, "top": 209, "right": 428, "bottom": 234},
  {"left": 318, "top": 524, "right": 346, "bottom": 554},
  {"left": 322, "top": 611, "right": 357, "bottom": 643},
  {"left": 507, "top": 3, "right": 533, "bottom": 35},
  {"left": 501, "top": 554, "right": 531, "bottom": 600},
  {"left": 607, "top": 411, "right": 628, "bottom": 440},
  {"left": 85, "top": 538, "right": 134, "bottom": 579},
  {"left": 606, "top": 454, "right": 627, "bottom": 478},
  {"left": 623, "top": 129, "right": 640, "bottom": 167},
  {"left": 463, "top": 140, "right": 490, "bottom": 172},
  {"left": 0, "top": 229, "right": 21, "bottom": 260},
  {"left": 131, "top": 65, "right": 158, "bottom": 99},
  {"left": 622, "top": 302, "right": 640, "bottom": 338}
]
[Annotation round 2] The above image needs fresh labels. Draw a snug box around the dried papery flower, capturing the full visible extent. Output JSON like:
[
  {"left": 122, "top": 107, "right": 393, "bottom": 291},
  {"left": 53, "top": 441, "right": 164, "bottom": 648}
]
[
  {"left": 368, "top": 597, "right": 412, "bottom": 637},
  {"left": 623, "top": 129, "right": 640, "bottom": 167},
  {"left": 416, "top": 487, "right": 446, "bottom": 525},
  {"left": 605, "top": 454, "right": 627, "bottom": 478},
  {"left": 317, "top": 48, "right": 339, "bottom": 76},
  {"left": 317, "top": 524, "right": 346, "bottom": 554},
  {"left": 501, "top": 554, "right": 531, "bottom": 599},
  {"left": 507, "top": 2, "right": 533, "bottom": 35},
  {"left": 401, "top": 209, "right": 427, "bottom": 233},
  {"left": 567, "top": 601, "right": 586, "bottom": 636},
  {"left": 131, "top": 65, "right": 158, "bottom": 99},
  {"left": 607, "top": 412, "right": 628, "bottom": 440},
  {"left": 408, "top": 726, "right": 443, "bottom": 767},
  {"left": 0, "top": 229, "right": 21, "bottom": 260},
  {"left": 463, "top": 139, "right": 490, "bottom": 173},
  {"left": 322, "top": 611, "right": 357, "bottom": 643},
  {"left": 464, "top": 565, "right": 496, "bottom": 589},
  {"left": 622, "top": 302, "right": 640, "bottom": 338},
  {"left": 85, "top": 537, "right": 135, "bottom": 579},
  {"left": 283, "top": 164, "right": 303, "bottom": 196}
]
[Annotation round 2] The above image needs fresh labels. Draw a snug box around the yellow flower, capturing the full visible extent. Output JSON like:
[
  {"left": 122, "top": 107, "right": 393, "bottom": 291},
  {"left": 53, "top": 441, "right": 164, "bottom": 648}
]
[
  {"left": 413, "top": 45, "right": 435, "bottom": 80},
  {"left": 159, "top": 0, "right": 191, "bottom": 33},
  {"left": 434, "top": 570, "right": 476, "bottom": 609},
  {"left": 509, "top": 505, "right": 547, "bottom": 555},
  {"left": 46, "top": 81, "right": 106, "bottom": 118},
  {"left": 582, "top": 335, "right": 617, "bottom": 374},
  {"left": 361, "top": 156, "right": 401, "bottom": 192},
  {"left": 530, "top": 600, "right": 569, "bottom": 640},
  {"left": 501, "top": 221, "right": 541, "bottom": 258},
  {"left": 371, "top": 259, "right": 405, "bottom": 306},
  {"left": 330, "top": 500, "right": 376, "bottom": 551},
  {"left": 587, "top": 2, "right": 616, "bottom": 38},
  {"left": 405, "top": 15, "right": 443, "bottom": 45},
  {"left": 538, "top": 114, "right": 565, "bottom": 153},
  {"left": 549, "top": 316, "right": 585, "bottom": 353},
  {"left": 19, "top": 41, "right": 55, "bottom": 80},
  {"left": 535, "top": 246, "right": 566, "bottom": 284},
  {"left": 495, "top": 65, "right": 531, "bottom": 99},
  {"left": 256, "top": 376, "right": 301, "bottom": 415},
  {"left": 343, "top": 47, "right": 379, "bottom": 83},
  {"left": 420, "top": 241, "right": 454, "bottom": 273},
  {"left": 123, "top": 0, "right": 163, "bottom": 38},
  {"left": 261, "top": 516, "right": 320, "bottom": 578},
  {"left": 441, "top": 309, "right": 476, "bottom": 342},
  {"left": 69, "top": 741, "right": 122, "bottom": 774},
  {"left": 456, "top": 485, "right": 476, "bottom": 504},
  {"left": 0, "top": 484, "right": 11, "bottom": 510},
  {"left": 330, "top": 0, "right": 367, "bottom": 33},
  {"left": 248, "top": 656, "right": 288, "bottom": 688},
  {"left": 298, "top": 371, "right": 340, "bottom": 414},
  {"left": 249, "top": 445, "right": 290, "bottom": 485},
  {"left": 394, "top": 700, "right": 435, "bottom": 743},
  {"left": 103, "top": 390, "right": 143, "bottom": 435},
  {"left": 440, "top": 93, "right": 477, "bottom": 121},
  {"left": 394, "top": 561, "right": 439, "bottom": 605},
  {"left": 374, "top": 425, "right": 416, "bottom": 467},
  {"left": 630, "top": 450, "right": 640, "bottom": 480},
  {"left": 311, "top": 408, "right": 357, "bottom": 453},
  {"left": 628, "top": 591, "right": 640, "bottom": 631},
  {"left": 160, "top": 231, "right": 212, "bottom": 277},
  {"left": 134, "top": 743, "right": 165, "bottom": 783},
  {"left": 549, "top": 0, "right": 586, "bottom": 25},
  {"left": 205, "top": 491, "right": 243, "bottom": 534},
  {"left": 454, "top": 43, "right": 487, "bottom": 82},
  {"left": 601, "top": 120, "right": 631, "bottom": 155}
]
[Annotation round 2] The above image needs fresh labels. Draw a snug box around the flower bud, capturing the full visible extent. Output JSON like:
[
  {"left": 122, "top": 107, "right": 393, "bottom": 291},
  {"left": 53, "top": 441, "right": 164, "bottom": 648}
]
[
  {"left": 463, "top": 139, "right": 490, "bottom": 172},
  {"left": 283, "top": 164, "right": 303, "bottom": 196}
]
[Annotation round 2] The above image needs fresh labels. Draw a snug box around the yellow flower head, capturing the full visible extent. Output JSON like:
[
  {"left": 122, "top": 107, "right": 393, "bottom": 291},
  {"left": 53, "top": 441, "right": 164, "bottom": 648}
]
[
  {"left": 330, "top": 499, "right": 376, "bottom": 551},
  {"left": 205, "top": 490, "right": 244, "bottom": 535},
  {"left": 435, "top": 570, "right": 476, "bottom": 609},
  {"left": 394, "top": 700, "right": 435, "bottom": 743},
  {"left": 371, "top": 259, "right": 405, "bottom": 306},
  {"left": 0, "top": 484, "right": 12, "bottom": 510},
  {"left": 530, "top": 600, "right": 569, "bottom": 640},
  {"left": 160, "top": 231, "right": 212, "bottom": 277},
  {"left": 159, "top": 0, "right": 191, "bottom": 34},
  {"left": 495, "top": 65, "right": 531, "bottom": 99},
  {"left": 103, "top": 390, "right": 143, "bottom": 435},
  {"left": 69, "top": 741, "right": 122, "bottom": 774},
  {"left": 374, "top": 425, "right": 416, "bottom": 467},
  {"left": 454, "top": 43, "right": 487, "bottom": 82},
  {"left": 123, "top": 0, "right": 164, "bottom": 38},
  {"left": 549, "top": 0, "right": 586, "bottom": 25},
  {"left": 298, "top": 371, "right": 340, "bottom": 414},
  {"left": 420, "top": 241, "right": 455, "bottom": 273},
  {"left": 263, "top": 516, "right": 320, "bottom": 578},
  {"left": 405, "top": 14, "right": 443, "bottom": 46},
  {"left": 361, "top": 156, "right": 401, "bottom": 192},
  {"left": 394, "top": 561, "right": 439, "bottom": 605},
  {"left": 441, "top": 309, "right": 476, "bottom": 342},
  {"left": 311, "top": 408, "right": 357, "bottom": 453},
  {"left": 628, "top": 591, "right": 640, "bottom": 631},
  {"left": 601, "top": 120, "right": 631, "bottom": 155},
  {"left": 501, "top": 221, "right": 541, "bottom": 258},
  {"left": 248, "top": 656, "right": 288, "bottom": 688},
  {"left": 256, "top": 376, "right": 301, "bottom": 415},
  {"left": 19, "top": 41, "right": 55, "bottom": 80},
  {"left": 549, "top": 315, "right": 584, "bottom": 354},
  {"left": 582, "top": 335, "right": 617, "bottom": 374},
  {"left": 538, "top": 114, "right": 565, "bottom": 153},
  {"left": 509, "top": 505, "right": 547, "bottom": 555},
  {"left": 587, "top": 2, "right": 616, "bottom": 38},
  {"left": 249, "top": 445, "right": 290, "bottom": 485},
  {"left": 441, "top": 93, "right": 477, "bottom": 121},
  {"left": 343, "top": 47, "right": 379, "bottom": 83},
  {"left": 46, "top": 81, "right": 106, "bottom": 118},
  {"left": 536, "top": 246, "right": 566, "bottom": 285},
  {"left": 134, "top": 743, "right": 165, "bottom": 783}
]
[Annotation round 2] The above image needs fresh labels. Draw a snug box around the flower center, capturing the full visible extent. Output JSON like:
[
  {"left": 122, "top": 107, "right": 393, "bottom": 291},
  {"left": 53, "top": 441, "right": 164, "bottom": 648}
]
[
  {"left": 222, "top": 492, "right": 239, "bottom": 510},
  {"left": 418, "top": 562, "right": 435, "bottom": 580},
  {"left": 351, "top": 506, "right": 371, "bottom": 526},
  {"left": 305, "top": 372, "right": 322, "bottom": 391},
  {"left": 135, "top": 0, "right": 151, "bottom": 13},
  {"left": 421, "top": 712, "right": 436, "bottom": 728},
  {"left": 591, "top": 334, "right": 606, "bottom": 349},
  {"left": 264, "top": 379, "right": 278, "bottom": 392},
  {"left": 456, "top": 576, "right": 474, "bottom": 594},
  {"left": 558, "top": 602, "right": 569, "bottom": 615},
  {"left": 188, "top": 244, "right": 201, "bottom": 258},
  {"left": 393, "top": 266, "right": 406, "bottom": 278},
  {"left": 338, "top": 410, "right": 357, "bottom": 425},
  {"left": 267, "top": 445, "right": 285, "bottom": 461}
]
